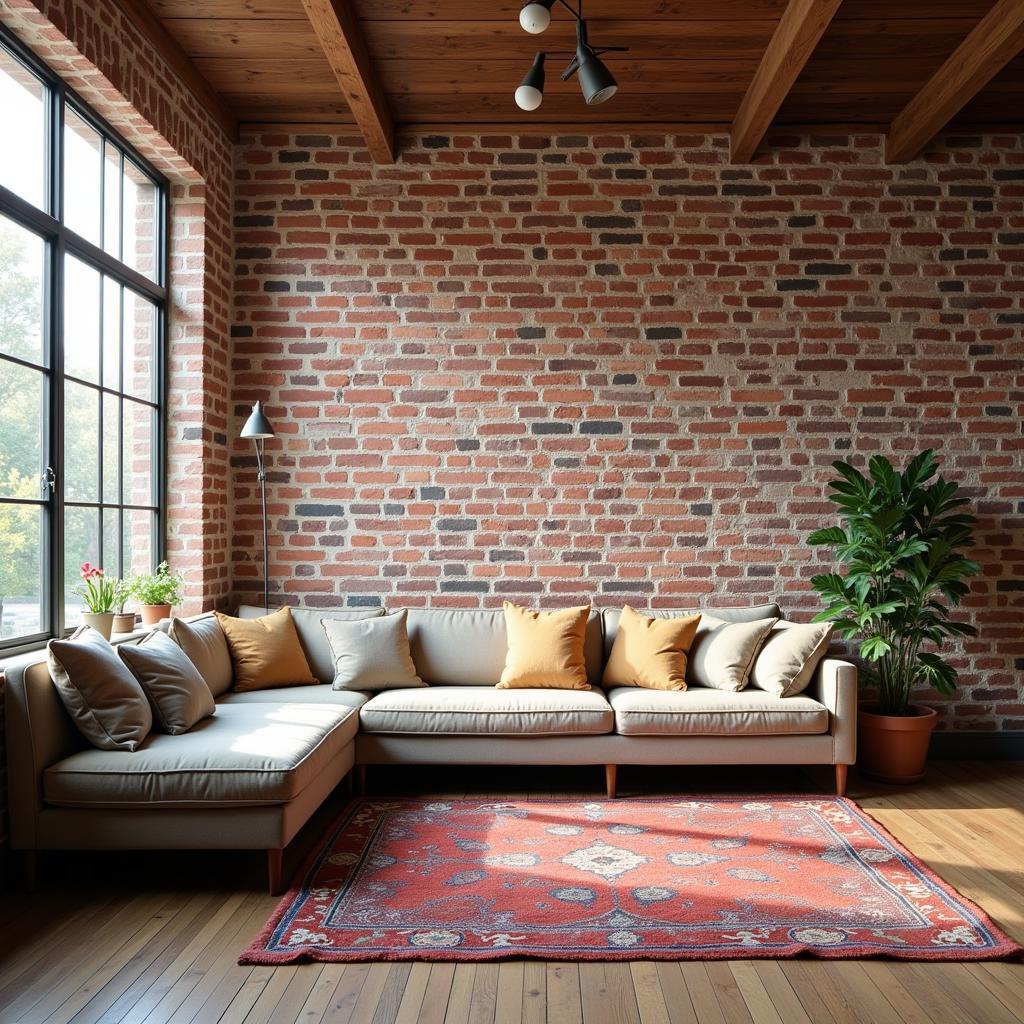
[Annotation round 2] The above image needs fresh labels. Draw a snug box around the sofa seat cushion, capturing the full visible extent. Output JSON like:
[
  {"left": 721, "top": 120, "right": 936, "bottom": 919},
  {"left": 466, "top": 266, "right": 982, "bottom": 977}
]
[
  {"left": 217, "top": 685, "right": 369, "bottom": 710},
  {"left": 359, "top": 686, "right": 614, "bottom": 736},
  {"left": 43, "top": 704, "right": 359, "bottom": 809},
  {"left": 607, "top": 687, "right": 829, "bottom": 737}
]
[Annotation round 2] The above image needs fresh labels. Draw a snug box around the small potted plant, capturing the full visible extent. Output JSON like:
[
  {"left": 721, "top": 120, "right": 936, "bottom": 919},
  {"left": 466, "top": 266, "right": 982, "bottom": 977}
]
[
  {"left": 130, "top": 561, "right": 184, "bottom": 626},
  {"left": 112, "top": 578, "right": 136, "bottom": 634},
  {"left": 808, "top": 450, "right": 979, "bottom": 784},
  {"left": 73, "top": 563, "right": 118, "bottom": 640}
]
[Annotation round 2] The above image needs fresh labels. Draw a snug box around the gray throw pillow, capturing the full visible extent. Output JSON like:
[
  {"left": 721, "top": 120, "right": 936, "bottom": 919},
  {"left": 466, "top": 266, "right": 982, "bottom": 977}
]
[
  {"left": 686, "top": 616, "right": 779, "bottom": 692},
  {"left": 749, "top": 621, "right": 834, "bottom": 697},
  {"left": 323, "top": 609, "right": 426, "bottom": 691},
  {"left": 47, "top": 626, "right": 152, "bottom": 751},
  {"left": 169, "top": 615, "right": 234, "bottom": 696},
  {"left": 120, "top": 629, "right": 216, "bottom": 734}
]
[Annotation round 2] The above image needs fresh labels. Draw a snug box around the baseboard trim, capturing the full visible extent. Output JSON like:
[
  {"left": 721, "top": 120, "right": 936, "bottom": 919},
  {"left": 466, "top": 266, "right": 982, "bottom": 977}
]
[{"left": 929, "top": 731, "right": 1024, "bottom": 760}]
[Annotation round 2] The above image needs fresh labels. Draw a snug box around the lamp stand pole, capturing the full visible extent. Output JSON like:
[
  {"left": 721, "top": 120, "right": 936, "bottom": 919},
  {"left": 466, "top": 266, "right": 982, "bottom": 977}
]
[{"left": 254, "top": 437, "right": 269, "bottom": 610}]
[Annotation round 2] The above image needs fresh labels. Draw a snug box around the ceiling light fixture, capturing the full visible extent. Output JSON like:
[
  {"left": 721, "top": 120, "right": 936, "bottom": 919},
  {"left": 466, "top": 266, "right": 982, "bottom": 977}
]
[{"left": 514, "top": 0, "right": 626, "bottom": 110}]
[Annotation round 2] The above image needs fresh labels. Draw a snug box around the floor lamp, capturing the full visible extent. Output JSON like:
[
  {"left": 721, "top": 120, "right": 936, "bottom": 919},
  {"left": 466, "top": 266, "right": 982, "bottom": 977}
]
[{"left": 240, "top": 401, "right": 275, "bottom": 610}]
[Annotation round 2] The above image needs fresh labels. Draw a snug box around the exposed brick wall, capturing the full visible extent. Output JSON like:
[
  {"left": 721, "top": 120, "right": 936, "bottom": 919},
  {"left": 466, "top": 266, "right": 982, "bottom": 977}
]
[
  {"left": 232, "top": 130, "right": 1023, "bottom": 733},
  {"left": 1, "top": 0, "right": 234, "bottom": 613}
]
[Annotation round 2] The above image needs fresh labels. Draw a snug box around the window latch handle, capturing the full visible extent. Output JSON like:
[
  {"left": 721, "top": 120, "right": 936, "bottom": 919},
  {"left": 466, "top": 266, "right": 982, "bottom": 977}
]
[{"left": 41, "top": 466, "right": 56, "bottom": 496}]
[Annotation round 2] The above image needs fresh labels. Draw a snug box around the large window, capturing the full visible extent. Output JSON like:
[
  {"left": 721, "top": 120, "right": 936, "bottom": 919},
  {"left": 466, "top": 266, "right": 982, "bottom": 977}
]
[{"left": 0, "top": 30, "right": 167, "bottom": 654}]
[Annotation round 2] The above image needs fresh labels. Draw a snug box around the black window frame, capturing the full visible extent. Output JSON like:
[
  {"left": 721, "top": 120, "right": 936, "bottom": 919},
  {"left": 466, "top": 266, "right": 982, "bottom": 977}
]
[{"left": 0, "top": 25, "right": 169, "bottom": 657}]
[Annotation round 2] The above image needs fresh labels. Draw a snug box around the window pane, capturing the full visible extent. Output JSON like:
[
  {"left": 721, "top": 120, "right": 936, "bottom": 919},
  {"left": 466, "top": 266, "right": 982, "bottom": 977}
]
[
  {"left": 65, "top": 380, "right": 99, "bottom": 501},
  {"left": 123, "top": 160, "right": 159, "bottom": 283},
  {"left": 102, "top": 277, "right": 121, "bottom": 390},
  {"left": 124, "top": 290, "right": 156, "bottom": 401},
  {"left": 102, "top": 508, "right": 120, "bottom": 578},
  {"left": 0, "top": 47, "right": 46, "bottom": 210},
  {"left": 0, "top": 360, "right": 44, "bottom": 495},
  {"left": 0, "top": 503, "right": 43, "bottom": 640},
  {"left": 124, "top": 508, "right": 154, "bottom": 578},
  {"left": 64, "top": 504, "right": 99, "bottom": 624},
  {"left": 64, "top": 107, "right": 102, "bottom": 246},
  {"left": 102, "top": 393, "right": 119, "bottom": 503},
  {"left": 64, "top": 255, "right": 100, "bottom": 383},
  {"left": 103, "top": 143, "right": 121, "bottom": 259},
  {"left": 124, "top": 399, "right": 154, "bottom": 506},
  {"left": 0, "top": 215, "right": 45, "bottom": 364}
]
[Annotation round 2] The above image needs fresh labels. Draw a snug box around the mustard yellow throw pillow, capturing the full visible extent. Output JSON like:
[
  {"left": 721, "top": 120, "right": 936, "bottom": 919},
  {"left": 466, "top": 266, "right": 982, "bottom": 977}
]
[
  {"left": 215, "top": 606, "right": 318, "bottom": 692},
  {"left": 496, "top": 602, "right": 591, "bottom": 690},
  {"left": 603, "top": 606, "right": 702, "bottom": 691}
]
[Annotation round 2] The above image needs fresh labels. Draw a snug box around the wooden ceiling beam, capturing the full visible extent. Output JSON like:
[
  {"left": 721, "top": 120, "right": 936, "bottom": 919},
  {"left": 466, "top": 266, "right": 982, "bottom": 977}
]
[
  {"left": 112, "top": 0, "right": 237, "bottom": 141},
  {"left": 729, "top": 0, "right": 842, "bottom": 163},
  {"left": 885, "top": 0, "right": 1024, "bottom": 163},
  {"left": 298, "top": 0, "right": 395, "bottom": 162}
]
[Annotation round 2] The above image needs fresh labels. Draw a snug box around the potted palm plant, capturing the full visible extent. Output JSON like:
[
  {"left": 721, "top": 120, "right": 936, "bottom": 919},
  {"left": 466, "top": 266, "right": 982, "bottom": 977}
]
[
  {"left": 73, "top": 563, "right": 119, "bottom": 640},
  {"left": 808, "top": 450, "right": 980, "bottom": 784},
  {"left": 130, "top": 562, "right": 184, "bottom": 626}
]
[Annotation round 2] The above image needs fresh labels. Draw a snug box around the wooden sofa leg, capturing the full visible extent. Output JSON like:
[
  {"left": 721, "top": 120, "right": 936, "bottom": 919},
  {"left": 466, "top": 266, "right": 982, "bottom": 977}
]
[
  {"left": 356, "top": 764, "right": 367, "bottom": 796},
  {"left": 835, "top": 764, "right": 848, "bottom": 797},
  {"left": 605, "top": 764, "right": 617, "bottom": 800},
  {"left": 267, "top": 849, "right": 285, "bottom": 896}
]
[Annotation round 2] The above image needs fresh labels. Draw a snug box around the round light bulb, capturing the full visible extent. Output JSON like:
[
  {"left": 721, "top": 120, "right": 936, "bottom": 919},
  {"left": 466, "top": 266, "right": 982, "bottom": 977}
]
[
  {"left": 519, "top": 3, "right": 551, "bottom": 34},
  {"left": 515, "top": 85, "right": 544, "bottom": 111}
]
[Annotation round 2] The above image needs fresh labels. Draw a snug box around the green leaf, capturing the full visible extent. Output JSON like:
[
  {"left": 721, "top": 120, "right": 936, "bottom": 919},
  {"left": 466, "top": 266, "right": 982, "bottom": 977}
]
[
  {"left": 859, "top": 635, "right": 892, "bottom": 661},
  {"left": 808, "top": 527, "right": 847, "bottom": 546}
]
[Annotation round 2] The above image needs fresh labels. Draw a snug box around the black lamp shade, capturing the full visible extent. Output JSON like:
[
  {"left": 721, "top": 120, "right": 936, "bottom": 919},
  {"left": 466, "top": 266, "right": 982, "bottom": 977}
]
[
  {"left": 577, "top": 50, "right": 617, "bottom": 105},
  {"left": 515, "top": 52, "right": 546, "bottom": 111},
  {"left": 240, "top": 401, "right": 275, "bottom": 440}
]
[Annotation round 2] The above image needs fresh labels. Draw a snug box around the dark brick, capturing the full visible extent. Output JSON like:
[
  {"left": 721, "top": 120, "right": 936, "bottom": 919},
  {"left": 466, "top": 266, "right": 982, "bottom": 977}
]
[
  {"left": 437, "top": 518, "right": 477, "bottom": 531},
  {"left": 295, "top": 504, "right": 344, "bottom": 517}
]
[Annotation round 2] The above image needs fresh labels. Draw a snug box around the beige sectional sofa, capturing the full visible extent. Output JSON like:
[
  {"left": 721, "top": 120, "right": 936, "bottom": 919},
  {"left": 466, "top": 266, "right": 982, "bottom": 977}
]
[{"left": 3, "top": 601, "right": 856, "bottom": 893}]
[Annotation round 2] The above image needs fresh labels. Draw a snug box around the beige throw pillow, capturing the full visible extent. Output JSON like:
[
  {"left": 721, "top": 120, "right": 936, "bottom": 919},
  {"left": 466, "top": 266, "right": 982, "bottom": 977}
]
[
  {"left": 47, "top": 626, "right": 152, "bottom": 751},
  {"left": 119, "top": 630, "right": 216, "bottom": 734},
  {"left": 215, "top": 606, "right": 318, "bottom": 692},
  {"left": 497, "top": 603, "right": 591, "bottom": 690},
  {"left": 687, "top": 616, "right": 778, "bottom": 692},
  {"left": 323, "top": 610, "right": 425, "bottom": 691},
  {"left": 602, "top": 606, "right": 702, "bottom": 691},
  {"left": 749, "top": 621, "right": 834, "bottom": 697},
  {"left": 169, "top": 615, "right": 234, "bottom": 695}
]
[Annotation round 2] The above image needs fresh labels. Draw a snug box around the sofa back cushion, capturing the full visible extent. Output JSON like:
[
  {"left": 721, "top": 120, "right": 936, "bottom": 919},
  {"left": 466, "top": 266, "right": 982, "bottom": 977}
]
[
  {"left": 237, "top": 605, "right": 384, "bottom": 684},
  {"left": 404, "top": 608, "right": 604, "bottom": 687},
  {"left": 601, "top": 603, "right": 782, "bottom": 663}
]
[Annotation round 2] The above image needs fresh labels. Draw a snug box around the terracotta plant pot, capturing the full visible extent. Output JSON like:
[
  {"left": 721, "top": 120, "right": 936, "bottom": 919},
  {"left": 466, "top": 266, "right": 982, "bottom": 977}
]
[
  {"left": 81, "top": 612, "right": 115, "bottom": 640},
  {"left": 857, "top": 703, "right": 938, "bottom": 784},
  {"left": 139, "top": 603, "right": 172, "bottom": 626},
  {"left": 112, "top": 612, "right": 137, "bottom": 634}
]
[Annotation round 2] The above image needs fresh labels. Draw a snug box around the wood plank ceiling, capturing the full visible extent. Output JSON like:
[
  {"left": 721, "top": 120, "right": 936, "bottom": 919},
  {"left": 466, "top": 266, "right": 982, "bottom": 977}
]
[{"left": 145, "top": 0, "right": 1024, "bottom": 162}]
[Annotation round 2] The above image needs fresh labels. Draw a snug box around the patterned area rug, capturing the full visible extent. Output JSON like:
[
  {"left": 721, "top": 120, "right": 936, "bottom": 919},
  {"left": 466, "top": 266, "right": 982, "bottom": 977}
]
[{"left": 240, "top": 797, "right": 1022, "bottom": 963}]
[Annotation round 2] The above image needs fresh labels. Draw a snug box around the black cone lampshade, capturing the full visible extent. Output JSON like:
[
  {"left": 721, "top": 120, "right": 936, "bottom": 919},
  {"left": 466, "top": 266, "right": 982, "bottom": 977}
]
[{"left": 576, "top": 48, "right": 617, "bottom": 105}]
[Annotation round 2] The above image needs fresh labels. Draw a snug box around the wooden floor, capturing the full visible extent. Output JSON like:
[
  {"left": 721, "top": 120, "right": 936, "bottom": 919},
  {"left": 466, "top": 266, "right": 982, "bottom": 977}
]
[{"left": 0, "top": 761, "right": 1022, "bottom": 1024}]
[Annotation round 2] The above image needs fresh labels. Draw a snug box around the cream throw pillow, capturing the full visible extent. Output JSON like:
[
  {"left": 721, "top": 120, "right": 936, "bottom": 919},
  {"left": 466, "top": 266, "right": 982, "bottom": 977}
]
[
  {"left": 215, "top": 606, "right": 318, "bottom": 692},
  {"left": 120, "top": 630, "right": 216, "bottom": 734},
  {"left": 323, "top": 610, "right": 425, "bottom": 691},
  {"left": 497, "top": 603, "right": 591, "bottom": 690},
  {"left": 687, "top": 616, "right": 778, "bottom": 691},
  {"left": 47, "top": 626, "right": 152, "bottom": 751},
  {"left": 602, "top": 606, "right": 701, "bottom": 691},
  {"left": 749, "top": 621, "right": 834, "bottom": 697}
]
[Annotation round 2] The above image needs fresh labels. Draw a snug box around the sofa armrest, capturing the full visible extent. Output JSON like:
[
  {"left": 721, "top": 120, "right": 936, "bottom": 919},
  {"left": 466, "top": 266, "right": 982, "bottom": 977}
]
[
  {"left": 809, "top": 658, "right": 857, "bottom": 765},
  {"left": 4, "top": 651, "right": 85, "bottom": 847}
]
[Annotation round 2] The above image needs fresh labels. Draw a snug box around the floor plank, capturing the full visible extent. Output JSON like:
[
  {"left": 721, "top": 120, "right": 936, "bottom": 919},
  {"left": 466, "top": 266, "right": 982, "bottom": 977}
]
[{"left": 0, "top": 762, "right": 1021, "bottom": 1024}]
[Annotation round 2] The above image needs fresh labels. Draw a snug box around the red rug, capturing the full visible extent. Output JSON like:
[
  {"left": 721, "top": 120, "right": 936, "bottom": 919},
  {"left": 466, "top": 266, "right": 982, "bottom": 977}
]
[{"left": 240, "top": 797, "right": 1022, "bottom": 963}]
